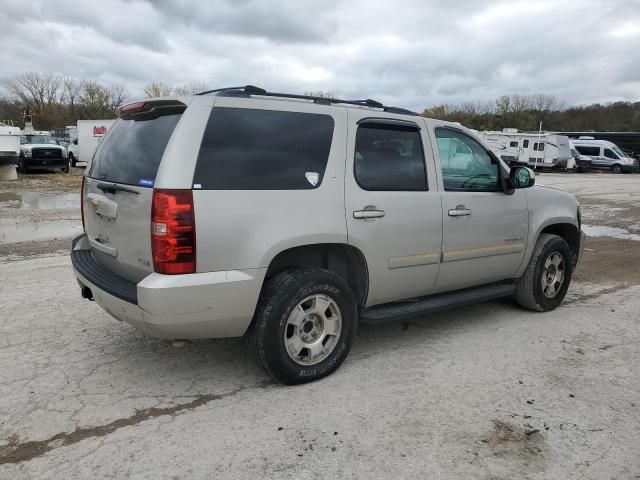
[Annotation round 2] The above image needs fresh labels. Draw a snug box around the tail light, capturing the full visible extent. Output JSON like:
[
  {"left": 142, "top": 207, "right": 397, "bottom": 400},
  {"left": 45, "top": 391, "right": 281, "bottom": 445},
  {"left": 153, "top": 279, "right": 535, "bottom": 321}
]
[
  {"left": 80, "top": 175, "right": 85, "bottom": 231},
  {"left": 151, "top": 189, "right": 196, "bottom": 274}
]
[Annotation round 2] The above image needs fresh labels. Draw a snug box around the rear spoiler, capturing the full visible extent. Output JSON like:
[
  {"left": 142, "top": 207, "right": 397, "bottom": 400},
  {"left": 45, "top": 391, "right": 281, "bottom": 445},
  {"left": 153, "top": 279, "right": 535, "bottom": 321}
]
[{"left": 117, "top": 100, "right": 186, "bottom": 120}]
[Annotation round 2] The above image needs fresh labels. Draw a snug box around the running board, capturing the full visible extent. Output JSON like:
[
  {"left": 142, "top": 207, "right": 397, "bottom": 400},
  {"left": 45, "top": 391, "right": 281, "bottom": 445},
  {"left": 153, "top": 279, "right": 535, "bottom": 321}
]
[{"left": 359, "top": 282, "right": 516, "bottom": 324}]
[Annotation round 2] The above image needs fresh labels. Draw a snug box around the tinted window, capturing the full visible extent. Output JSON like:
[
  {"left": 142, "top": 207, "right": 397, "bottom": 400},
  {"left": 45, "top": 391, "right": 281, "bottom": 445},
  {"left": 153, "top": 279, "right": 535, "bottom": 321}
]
[
  {"left": 194, "top": 108, "right": 334, "bottom": 190},
  {"left": 435, "top": 128, "right": 500, "bottom": 192},
  {"left": 523, "top": 139, "right": 530, "bottom": 148},
  {"left": 89, "top": 114, "right": 181, "bottom": 187},
  {"left": 354, "top": 124, "right": 426, "bottom": 191},
  {"left": 575, "top": 146, "right": 600, "bottom": 156},
  {"left": 533, "top": 142, "right": 545, "bottom": 151},
  {"left": 510, "top": 141, "right": 518, "bottom": 147},
  {"left": 604, "top": 148, "right": 619, "bottom": 159}
]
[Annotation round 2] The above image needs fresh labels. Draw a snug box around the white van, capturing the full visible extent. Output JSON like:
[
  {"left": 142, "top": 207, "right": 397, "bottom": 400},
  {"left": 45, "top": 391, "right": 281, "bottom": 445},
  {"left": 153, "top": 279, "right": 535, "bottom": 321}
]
[{"left": 572, "top": 138, "right": 638, "bottom": 173}]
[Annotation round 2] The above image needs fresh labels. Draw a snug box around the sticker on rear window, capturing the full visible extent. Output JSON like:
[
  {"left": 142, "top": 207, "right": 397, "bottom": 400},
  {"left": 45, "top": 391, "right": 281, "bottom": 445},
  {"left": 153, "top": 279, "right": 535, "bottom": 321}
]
[{"left": 138, "top": 178, "right": 154, "bottom": 187}]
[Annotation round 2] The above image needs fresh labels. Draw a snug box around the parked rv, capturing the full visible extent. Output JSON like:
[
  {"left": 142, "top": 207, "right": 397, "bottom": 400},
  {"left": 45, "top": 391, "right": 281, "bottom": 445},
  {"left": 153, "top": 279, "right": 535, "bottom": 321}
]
[
  {"left": 478, "top": 129, "right": 572, "bottom": 170},
  {"left": 572, "top": 138, "right": 639, "bottom": 173},
  {"left": 67, "top": 119, "right": 116, "bottom": 167}
]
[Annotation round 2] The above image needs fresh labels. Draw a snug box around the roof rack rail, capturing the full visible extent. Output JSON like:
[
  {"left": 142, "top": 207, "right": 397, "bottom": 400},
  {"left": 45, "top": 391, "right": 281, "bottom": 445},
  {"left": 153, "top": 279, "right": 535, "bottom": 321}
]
[{"left": 195, "top": 85, "right": 419, "bottom": 116}]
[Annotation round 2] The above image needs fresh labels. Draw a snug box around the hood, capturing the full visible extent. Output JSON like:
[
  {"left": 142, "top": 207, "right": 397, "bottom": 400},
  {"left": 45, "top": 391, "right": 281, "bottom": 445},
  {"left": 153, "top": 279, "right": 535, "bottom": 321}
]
[{"left": 531, "top": 184, "right": 579, "bottom": 205}]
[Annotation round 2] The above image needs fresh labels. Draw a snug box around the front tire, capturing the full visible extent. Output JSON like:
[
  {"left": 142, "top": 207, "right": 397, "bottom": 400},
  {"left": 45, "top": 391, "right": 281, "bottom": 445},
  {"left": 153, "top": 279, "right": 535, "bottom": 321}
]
[
  {"left": 611, "top": 164, "right": 622, "bottom": 174},
  {"left": 247, "top": 268, "right": 357, "bottom": 384},
  {"left": 515, "top": 233, "right": 573, "bottom": 312},
  {"left": 17, "top": 155, "right": 28, "bottom": 174},
  {"left": 69, "top": 153, "right": 77, "bottom": 168}
]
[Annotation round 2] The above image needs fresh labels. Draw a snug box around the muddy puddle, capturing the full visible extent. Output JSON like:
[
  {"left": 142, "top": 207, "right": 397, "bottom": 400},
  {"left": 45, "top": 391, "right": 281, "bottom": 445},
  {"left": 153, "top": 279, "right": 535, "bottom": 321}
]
[
  {"left": 582, "top": 224, "right": 640, "bottom": 241},
  {"left": 0, "top": 191, "right": 78, "bottom": 210}
]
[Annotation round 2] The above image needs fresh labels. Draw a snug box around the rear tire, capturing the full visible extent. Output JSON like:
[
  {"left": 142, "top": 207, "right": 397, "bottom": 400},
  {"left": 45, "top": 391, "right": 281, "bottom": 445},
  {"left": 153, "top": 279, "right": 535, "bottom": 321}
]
[
  {"left": 69, "top": 153, "right": 77, "bottom": 168},
  {"left": 515, "top": 233, "right": 573, "bottom": 312},
  {"left": 247, "top": 268, "right": 357, "bottom": 384}
]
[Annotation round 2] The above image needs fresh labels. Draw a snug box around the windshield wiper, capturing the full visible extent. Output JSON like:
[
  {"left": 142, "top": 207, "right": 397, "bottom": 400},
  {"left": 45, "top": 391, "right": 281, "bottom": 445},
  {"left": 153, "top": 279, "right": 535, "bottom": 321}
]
[{"left": 96, "top": 182, "right": 139, "bottom": 195}]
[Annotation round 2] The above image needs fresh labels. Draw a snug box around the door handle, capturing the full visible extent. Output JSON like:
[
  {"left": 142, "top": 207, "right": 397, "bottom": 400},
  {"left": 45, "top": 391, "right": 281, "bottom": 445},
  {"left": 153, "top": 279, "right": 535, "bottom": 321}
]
[
  {"left": 353, "top": 207, "right": 385, "bottom": 219},
  {"left": 448, "top": 205, "right": 472, "bottom": 217}
]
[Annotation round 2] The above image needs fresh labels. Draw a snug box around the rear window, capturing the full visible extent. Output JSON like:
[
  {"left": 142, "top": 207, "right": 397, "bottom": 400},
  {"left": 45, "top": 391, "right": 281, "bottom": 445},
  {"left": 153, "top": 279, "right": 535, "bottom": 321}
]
[
  {"left": 89, "top": 114, "right": 182, "bottom": 187},
  {"left": 193, "top": 107, "right": 334, "bottom": 190}
]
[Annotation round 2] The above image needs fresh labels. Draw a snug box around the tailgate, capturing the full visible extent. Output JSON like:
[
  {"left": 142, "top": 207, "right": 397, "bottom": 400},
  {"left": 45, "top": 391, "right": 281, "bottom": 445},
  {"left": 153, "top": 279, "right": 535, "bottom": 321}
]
[{"left": 84, "top": 103, "right": 184, "bottom": 283}]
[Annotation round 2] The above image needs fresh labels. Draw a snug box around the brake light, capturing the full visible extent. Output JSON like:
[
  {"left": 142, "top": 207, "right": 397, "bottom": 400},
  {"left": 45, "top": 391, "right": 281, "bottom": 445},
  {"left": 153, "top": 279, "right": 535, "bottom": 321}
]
[
  {"left": 151, "top": 189, "right": 196, "bottom": 274},
  {"left": 81, "top": 175, "right": 85, "bottom": 231},
  {"left": 120, "top": 101, "right": 146, "bottom": 113}
]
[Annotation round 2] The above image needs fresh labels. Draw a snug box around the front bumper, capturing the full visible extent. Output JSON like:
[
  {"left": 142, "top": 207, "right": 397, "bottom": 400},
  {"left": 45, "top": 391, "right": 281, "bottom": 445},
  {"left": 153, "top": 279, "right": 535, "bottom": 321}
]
[
  {"left": 24, "top": 157, "right": 67, "bottom": 169},
  {"left": 70, "top": 234, "right": 266, "bottom": 339}
]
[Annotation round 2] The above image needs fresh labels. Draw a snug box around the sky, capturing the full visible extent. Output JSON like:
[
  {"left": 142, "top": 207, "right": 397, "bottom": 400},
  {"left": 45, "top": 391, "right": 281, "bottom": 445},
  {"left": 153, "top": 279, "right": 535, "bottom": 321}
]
[{"left": 0, "top": 0, "right": 639, "bottom": 111}]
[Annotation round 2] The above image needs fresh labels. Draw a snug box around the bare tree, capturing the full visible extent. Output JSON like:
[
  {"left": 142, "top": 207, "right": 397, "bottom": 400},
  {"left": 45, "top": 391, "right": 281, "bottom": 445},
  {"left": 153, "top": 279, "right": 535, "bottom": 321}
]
[
  {"left": 172, "top": 82, "right": 208, "bottom": 96},
  {"left": 143, "top": 82, "right": 174, "bottom": 97},
  {"left": 62, "top": 77, "right": 81, "bottom": 109},
  {"left": 79, "top": 80, "right": 111, "bottom": 118},
  {"left": 108, "top": 83, "right": 129, "bottom": 109}
]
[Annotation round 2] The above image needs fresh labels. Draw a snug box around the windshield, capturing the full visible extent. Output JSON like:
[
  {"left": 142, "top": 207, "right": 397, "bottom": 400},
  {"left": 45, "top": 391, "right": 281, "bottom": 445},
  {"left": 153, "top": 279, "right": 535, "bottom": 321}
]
[
  {"left": 21, "top": 135, "right": 57, "bottom": 145},
  {"left": 613, "top": 146, "right": 626, "bottom": 158}
]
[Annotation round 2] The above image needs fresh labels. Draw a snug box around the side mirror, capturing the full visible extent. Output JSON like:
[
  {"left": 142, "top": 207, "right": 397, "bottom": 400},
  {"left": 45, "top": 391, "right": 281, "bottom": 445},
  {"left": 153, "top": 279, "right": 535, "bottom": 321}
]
[
  {"left": 510, "top": 166, "right": 535, "bottom": 188},
  {"left": 73, "top": 139, "right": 78, "bottom": 145}
]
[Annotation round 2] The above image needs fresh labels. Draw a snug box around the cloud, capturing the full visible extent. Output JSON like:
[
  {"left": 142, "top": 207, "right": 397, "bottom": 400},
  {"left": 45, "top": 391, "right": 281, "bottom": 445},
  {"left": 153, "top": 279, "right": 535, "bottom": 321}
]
[{"left": 0, "top": 0, "right": 638, "bottom": 110}]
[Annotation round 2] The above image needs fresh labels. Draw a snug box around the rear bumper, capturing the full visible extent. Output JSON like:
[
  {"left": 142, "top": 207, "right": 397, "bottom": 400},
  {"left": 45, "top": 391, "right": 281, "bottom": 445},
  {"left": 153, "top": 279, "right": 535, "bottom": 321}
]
[{"left": 70, "top": 234, "right": 265, "bottom": 339}]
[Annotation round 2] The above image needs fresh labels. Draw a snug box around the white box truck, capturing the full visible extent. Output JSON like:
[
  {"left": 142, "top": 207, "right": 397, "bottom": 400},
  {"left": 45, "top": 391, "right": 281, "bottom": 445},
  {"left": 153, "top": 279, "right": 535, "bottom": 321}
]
[
  {"left": 0, "top": 121, "right": 21, "bottom": 180},
  {"left": 67, "top": 119, "right": 116, "bottom": 167}
]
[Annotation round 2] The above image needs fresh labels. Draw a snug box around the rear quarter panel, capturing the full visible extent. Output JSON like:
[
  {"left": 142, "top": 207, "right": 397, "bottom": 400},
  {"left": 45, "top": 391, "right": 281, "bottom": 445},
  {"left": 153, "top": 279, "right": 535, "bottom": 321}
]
[{"left": 191, "top": 98, "right": 349, "bottom": 272}]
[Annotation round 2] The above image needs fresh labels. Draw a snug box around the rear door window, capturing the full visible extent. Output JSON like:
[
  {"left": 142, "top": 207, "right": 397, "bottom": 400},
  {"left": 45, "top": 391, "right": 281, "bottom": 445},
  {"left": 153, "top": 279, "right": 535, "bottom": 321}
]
[
  {"left": 354, "top": 123, "right": 427, "bottom": 191},
  {"left": 193, "top": 107, "right": 334, "bottom": 189},
  {"left": 89, "top": 114, "right": 182, "bottom": 187}
]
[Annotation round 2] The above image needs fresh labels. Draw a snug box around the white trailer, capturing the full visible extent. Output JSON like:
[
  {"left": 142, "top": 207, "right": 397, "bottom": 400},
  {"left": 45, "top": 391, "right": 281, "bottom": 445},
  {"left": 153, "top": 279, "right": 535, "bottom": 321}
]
[
  {"left": 0, "top": 121, "right": 21, "bottom": 180},
  {"left": 68, "top": 119, "right": 116, "bottom": 166},
  {"left": 478, "top": 129, "right": 572, "bottom": 169}
]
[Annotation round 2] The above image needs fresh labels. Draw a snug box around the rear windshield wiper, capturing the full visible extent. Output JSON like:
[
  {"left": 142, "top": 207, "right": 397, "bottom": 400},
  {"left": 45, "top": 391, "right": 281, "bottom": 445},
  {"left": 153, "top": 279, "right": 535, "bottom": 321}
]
[{"left": 96, "top": 182, "right": 140, "bottom": 195}]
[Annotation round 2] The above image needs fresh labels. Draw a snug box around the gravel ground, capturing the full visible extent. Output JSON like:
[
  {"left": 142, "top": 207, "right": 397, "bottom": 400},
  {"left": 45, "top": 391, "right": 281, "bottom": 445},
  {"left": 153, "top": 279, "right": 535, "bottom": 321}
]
[{"left": 0, "top": 172, "right": 639, "bottom": 479}]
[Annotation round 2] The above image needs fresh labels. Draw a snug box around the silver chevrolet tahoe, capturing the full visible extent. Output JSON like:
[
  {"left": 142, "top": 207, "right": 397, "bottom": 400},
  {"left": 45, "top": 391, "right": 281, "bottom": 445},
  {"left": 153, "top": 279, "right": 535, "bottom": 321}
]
[{"left": 71, "top": 86, "right": 586, "bottom": 384}]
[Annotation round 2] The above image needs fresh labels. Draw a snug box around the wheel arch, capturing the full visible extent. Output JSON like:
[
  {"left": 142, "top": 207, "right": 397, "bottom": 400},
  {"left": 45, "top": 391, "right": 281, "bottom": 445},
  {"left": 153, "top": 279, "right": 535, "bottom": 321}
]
[
  {"left": 516, "top": 216, "right": 581, "bottom": 277},
  {"left": 539, "top": 222, "right": 581, "bottom": 259},
  {"left": 264, "top": 243, "right": 369, "bottom": 306}
]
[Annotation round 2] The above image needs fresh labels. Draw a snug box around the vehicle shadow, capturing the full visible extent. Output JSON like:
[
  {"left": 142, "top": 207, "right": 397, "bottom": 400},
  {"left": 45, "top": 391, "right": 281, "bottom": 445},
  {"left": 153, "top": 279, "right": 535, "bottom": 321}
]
[{"left": 91, "top": 296, "right": 524, "bottom": 391}]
